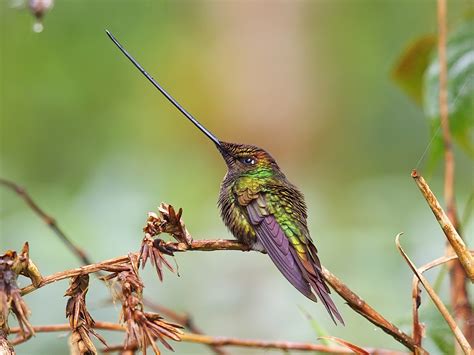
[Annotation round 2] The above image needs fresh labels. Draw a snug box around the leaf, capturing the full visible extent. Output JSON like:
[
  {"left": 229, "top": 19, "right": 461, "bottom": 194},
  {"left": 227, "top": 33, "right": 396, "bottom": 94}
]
[
  {"left": 423, "top": 18, "right": 474, "bottom": 160},
  {"left": 392, "top": 35, "right": 436, "bottom": 104}
]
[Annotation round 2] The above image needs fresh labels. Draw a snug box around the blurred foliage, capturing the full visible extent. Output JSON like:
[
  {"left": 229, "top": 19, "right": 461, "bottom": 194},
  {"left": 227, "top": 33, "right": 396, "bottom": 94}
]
[
  {"left": 392, "top": 35, "right": 437, "bottom": 104},
  {"left": 424, "top": 306, "right": 455, "bottom": 353},
  {"left": 392, "top": 13, "right": 473, "bottom": 351},
  {"left": 1, "top": 1, "right": 473, "bottom": 354},
  {"left": 424, "top": 17, "right": 474, "bottom": 160},
  {"left": 393, "top": 16, "right": 474, "bottom": 167}
]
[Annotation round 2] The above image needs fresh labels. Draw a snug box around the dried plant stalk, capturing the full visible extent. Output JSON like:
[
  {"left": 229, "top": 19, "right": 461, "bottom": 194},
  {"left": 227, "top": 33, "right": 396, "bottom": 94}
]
[
  {"left": 0, "top": 330, "right": 15, "bottom": 355},
  {"left": 155, "top": 236, "right": 422, "bottom": 353},
  {"left": 9, "top": 322, "right": 407, "bottom": 354},
  {"left": 411, "top": 254, "right": 469, "bottom": 349},
  {"left": 1, "top": 178, "right": 225, "bottom": 354},
  {"left": 411, "top": 170, "right": 474, "bottom": 281},
  {"left": 65, "top": 275, "right": 107, "bottom": 354},
  {"left": 0, "top": 243, "right": 41, "bottom": 344},
  {"left": 116, "top": 254, "right": 183, "bottom": 354},
  {"left": 396, "top": 234, "right": 471, "bottom": 354}
]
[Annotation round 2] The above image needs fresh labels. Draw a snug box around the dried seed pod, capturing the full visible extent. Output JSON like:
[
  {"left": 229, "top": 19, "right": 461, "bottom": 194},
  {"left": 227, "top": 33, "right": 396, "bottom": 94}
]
[
  {"left": 139, "top": 235, "right": 174, "bottom": 281},
  {"left": 0, "top": 243, "right": 40, "bottom": 341},
  {"left": 113, "top": 261, "right": 182, "bottom": 354},
  {"left": 0, "top": 331, "right": 15, "bottom": 355},
  {"left": 65, "top": 275, "right": 107, "bottom": 354},
  {"left": 143, "top": 204, "right": 192, "bottom": 245}
]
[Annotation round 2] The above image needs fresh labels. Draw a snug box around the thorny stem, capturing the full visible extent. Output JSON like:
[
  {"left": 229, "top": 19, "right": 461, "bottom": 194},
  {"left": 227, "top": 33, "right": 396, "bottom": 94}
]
[
  {"left": 436, "top": 0, "right": 473, "bottom": 347},
  {"left": 8, "top": 322, "right": 407, "bottom": 354}
]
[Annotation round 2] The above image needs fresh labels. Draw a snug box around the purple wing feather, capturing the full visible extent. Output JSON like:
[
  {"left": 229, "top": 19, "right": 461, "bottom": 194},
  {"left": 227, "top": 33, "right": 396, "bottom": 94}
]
[
  {"left": 247, "top": 202, "right": 315, "bottom": 300},
  {"left": 247, "top": 198, "right": 344, "bottom": 325}
]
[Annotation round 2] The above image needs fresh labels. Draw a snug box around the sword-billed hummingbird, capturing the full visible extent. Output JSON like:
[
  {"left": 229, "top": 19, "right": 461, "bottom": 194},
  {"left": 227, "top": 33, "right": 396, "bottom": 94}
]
[{"left": 106, "top": 30, "right": 343, "bottom": 325}]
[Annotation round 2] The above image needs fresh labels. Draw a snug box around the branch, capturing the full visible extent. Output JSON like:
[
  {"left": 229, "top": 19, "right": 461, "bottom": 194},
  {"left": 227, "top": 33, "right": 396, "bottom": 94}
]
[
  {"left": 436, "top": 0, "right": 456, "bottom": 222},
  {"left": 0, "top": 178, "right": 92, "bottom": 266},
  {"left": 0, "top": 178, "right": 227, "bottom": 355},
  {"left": 163, "top": 239, "right": 424, "bottom": 353},
  {"left": 412, "top": 253, "right": 474, "bottom": 349},
  {"left": 396, "top": 234, "right": 471, "bottom": 354},
  {"left": 411, "top": 170, "right": 474, "bottom": 281},
  {"left": 9, "top": 323, "right": 406, "bottom": 354},
  {"left": 4, "top": 180, "right": 422, "bottom": 352},
  {"left": 18, "top": 241, "right": 423, "bottom": 352},
  {"left": 20, "top": 254, "right": 131, "bottom": 296},
  {"left": 436, "top": 0, "right": 474, "bottom": 347},
  {"left": 141, "top": 299, "right": 227, "bottom": 355}
]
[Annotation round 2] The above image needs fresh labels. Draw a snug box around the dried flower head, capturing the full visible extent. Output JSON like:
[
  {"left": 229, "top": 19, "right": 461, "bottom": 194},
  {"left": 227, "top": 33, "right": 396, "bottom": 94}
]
[
  {"left": 141, "top": 203, "right": 191, "bottom": 281},
  {"left": 143, "top": 204, "right": 192, "bottom": 245},
  {"left": 139, "top": 235, "right": 174, "bottom": 281},
  {"left": 0, "top": 332, "right": 14, "bottom": 355},
  {"left": 0, "top": 243, "right": 41, "bottom": 342},
  {"left": 117, "top": 255, "right": 183, "bottom": 354},
  {"left": 65, "top": 275, "right": 107, "bottom": 354}
]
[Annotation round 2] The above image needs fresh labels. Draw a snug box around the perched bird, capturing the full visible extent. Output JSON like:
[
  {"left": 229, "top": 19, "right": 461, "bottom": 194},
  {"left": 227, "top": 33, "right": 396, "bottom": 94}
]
[{"left": 106, "top": 30, "right": 344, "bottom": 325}]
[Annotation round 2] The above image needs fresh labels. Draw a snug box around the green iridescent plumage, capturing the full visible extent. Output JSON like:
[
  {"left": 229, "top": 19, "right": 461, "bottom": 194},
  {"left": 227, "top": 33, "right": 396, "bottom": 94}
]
[
  {"left": 106, "top": 33, "right": 343, "bottom": 325},
  {"left": 218, "top": 142, "right": 343, "bottom": 324}
]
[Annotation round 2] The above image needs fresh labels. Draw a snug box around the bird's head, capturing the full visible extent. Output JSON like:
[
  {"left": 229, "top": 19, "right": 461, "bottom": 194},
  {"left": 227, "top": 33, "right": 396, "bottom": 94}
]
[{"left": 217, "top": 142, "right": 280, "bottom": 177}]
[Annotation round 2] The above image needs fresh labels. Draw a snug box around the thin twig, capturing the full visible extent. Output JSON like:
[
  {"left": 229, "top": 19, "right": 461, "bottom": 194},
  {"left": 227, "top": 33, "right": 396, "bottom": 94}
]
[
  {"left": 396, "top": 234, "right": 471, "bottom": 354},
  {"left": 18, "top": 241, "right": 423, "bottom": 352},
  {"left": 3, "top": 178, "right": 423, "bottom": 352},
  {"left": 0, "top": 178, "right": 92, "bottom": 265},
  {"left": 163, "top": 239, "right": 424, "bottom": 353},
  {"left": 0, "top": 178, "right": 226, "bottom": 355},
  {"left": 411, "top": 171, "right": 474, "bottom": 280},
  {"left": 321, "top": 268, "right": 421, "bottom": 352},
  {"left": 20, "top": 254, "right": 131, "bottom": 296},
  {"left": 142, "top": 298, "right": 228, "bottom": 354},
  {"left": 412, "top": 253, "right": 474, "bottom": 348},
  {"left": 9, "top": 323, "right": 407, "bottom": 354},
  {"left": 436, "top": 0, "right": 474, "bottom": 347},
  {"left": 437, "top": 0, "right": 456, "bottom": 222}
]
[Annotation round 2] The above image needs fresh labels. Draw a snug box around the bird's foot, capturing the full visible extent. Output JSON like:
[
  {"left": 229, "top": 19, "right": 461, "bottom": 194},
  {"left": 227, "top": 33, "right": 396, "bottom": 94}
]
[
  {"left": 250, "top": 240, "right": 267, "bottom": 254},
  {"left": 152, "top": 238, "right": 179, "bottom": 256}
]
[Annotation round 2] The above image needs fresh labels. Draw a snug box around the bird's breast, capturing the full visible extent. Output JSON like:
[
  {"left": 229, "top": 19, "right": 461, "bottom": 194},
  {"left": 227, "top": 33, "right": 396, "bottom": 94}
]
[{"left": 218, "top": 179, "right": 257, "bottom": 246}]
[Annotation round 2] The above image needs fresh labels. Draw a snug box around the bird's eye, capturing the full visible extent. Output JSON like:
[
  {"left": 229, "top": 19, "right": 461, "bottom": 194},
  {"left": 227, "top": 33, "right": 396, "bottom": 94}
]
[{"left": 241, "top": 157, "right": 256, "bottom": 165}]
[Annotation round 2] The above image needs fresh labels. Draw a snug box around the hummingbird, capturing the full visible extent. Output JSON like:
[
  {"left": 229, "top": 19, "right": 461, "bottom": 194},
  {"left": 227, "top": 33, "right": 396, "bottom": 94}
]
[{"left": 106, "top": 30, "right": 344, "bottom": 325}]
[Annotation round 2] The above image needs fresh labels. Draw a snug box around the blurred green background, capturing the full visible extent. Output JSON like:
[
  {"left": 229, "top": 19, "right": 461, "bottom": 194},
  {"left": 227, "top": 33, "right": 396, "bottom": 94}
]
[{"left": 1, "top": 1, "right": 472, "bottom": 354}]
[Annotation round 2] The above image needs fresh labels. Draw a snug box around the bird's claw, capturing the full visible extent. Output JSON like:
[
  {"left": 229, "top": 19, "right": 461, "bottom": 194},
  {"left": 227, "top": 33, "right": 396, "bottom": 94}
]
[{"left": 153, "top": 238, "right": 178, "bottom": 256}]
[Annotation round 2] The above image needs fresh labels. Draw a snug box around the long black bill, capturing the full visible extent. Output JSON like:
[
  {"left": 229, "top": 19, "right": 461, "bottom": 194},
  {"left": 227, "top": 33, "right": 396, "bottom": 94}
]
[{"left": 105, "top": 30, "right": 221, "bottom": 147}]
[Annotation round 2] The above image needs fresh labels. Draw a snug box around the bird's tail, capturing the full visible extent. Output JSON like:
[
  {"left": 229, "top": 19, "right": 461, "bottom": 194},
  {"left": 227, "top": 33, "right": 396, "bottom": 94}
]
[{"left": 291, "top": 244, "right": 344, "bottom": 325}]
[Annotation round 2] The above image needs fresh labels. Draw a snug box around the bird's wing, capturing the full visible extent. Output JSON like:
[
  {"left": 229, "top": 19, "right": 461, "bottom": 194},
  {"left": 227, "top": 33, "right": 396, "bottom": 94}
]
[
  {"left": 245, "top": 194, "right": 315, "bottom": 300},
  {"left": 238, "top": 186, "right": 343, "bottom": 325}
]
